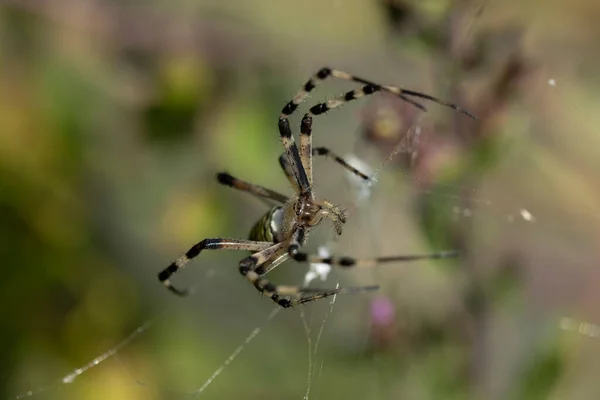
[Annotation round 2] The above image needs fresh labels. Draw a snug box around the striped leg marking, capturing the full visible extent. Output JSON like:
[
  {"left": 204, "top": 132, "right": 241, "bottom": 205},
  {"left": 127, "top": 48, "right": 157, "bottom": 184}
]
[
  {"left": 239, "top": 243, "right": 298, "bottom": 308},
  {"left": 278, "top": 67, "right": 475, "bottom": 197},
  {"left": 280, "top": 67, "right": 476, "bottom": 121},
  {"left": 303, "top": 81, "right": 476, "bottom": 118},
  {"left": 238, "top": 238, "right": 378, "bottom": 308},
  {"left": 158, "top": 239, "right": 272, "bottom": 296},
  {"left": 279, "top": 117, "right": 311, "bottom": 196},
  {"left": 262, "top": 247, "right": 458, "bottom": 307},
  {"left": 290, "top": 249, "right": 461, "bottom": 269}
]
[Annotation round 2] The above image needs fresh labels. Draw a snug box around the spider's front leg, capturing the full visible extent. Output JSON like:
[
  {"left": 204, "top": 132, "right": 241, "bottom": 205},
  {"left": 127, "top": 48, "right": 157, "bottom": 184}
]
[
  {"left": 159, "top": 239, "right": 272, "bottom": 296},
  {"left": 278, "top": 147, "right": 371, "bottom": 191}
]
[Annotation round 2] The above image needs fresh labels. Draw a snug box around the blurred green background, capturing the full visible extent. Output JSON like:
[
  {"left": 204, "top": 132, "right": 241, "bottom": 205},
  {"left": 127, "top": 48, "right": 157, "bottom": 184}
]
[{"left": 2, "top": 0, "right": 600, "bottom": 399}]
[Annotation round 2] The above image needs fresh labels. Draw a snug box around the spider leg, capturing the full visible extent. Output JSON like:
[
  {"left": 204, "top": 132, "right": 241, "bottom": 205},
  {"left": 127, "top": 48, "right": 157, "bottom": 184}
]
[
  {"left": 300, "top": 81, "right": 475, "bottom": 149},
  {"left": 278, "top": 115, "right": 311, "bottom": 196},
  {"left": 268, "top": 244, "right": 460, "bottom": 306},
  {"left": 286, "top": 226, "right": 306, "bottom": 257},
  {"left": 158, "top": 239, "right": 272, "bottom": 296},
  {"left": 281, "top": 68, "right": 422, "bottom": 119},
  {"left": 279, "top": 148, "right": 370, "bottom": 184},
  {"left": 239, "top": 243, "right": 380, "bottom": 308},
  {"left": 312, "top": 147, "right": 371, "bottom": 180},
  {"left": 299, "top": 110, "right": 313, "bottom": 186},
  {"left": 304, "top": 82, "right": 476, "bottom": 120},
  {"left": 239, "top": 243, "right": 297, "bottom": 307},
  {"left": 292, "top": 285, "right": 380, "bottom": 306},
  {"left": 278, "top": 153, "right": 300, "bottom": 192},
  {"left": 216, "top": 172, "right": 289, "bottom": 203},
  {"left": 280, "top": 67, "right": 476, "bottom": 123},
  {"left": 280, "top": 68, "right": 336, "bottom": 190},
  {"left": 278, "top": 68, "right": 474, "bottom": 197},
  {"left": 253, "top": 246, "right": 289, "bottom": 276},
  {"left": 289, "top": 249, "right": 460, "bottom": 268}
]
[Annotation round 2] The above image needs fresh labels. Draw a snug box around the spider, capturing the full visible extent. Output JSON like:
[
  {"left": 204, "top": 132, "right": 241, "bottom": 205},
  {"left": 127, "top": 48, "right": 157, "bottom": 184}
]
[{"left": 158, "top": 67, "right": 475, "bottom": 308}]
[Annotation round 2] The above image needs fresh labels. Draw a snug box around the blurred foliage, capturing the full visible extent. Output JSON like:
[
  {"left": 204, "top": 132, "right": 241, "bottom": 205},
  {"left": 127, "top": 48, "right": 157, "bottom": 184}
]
[{"left": 1, "top": 0, "right": 600, "bottom": 399}]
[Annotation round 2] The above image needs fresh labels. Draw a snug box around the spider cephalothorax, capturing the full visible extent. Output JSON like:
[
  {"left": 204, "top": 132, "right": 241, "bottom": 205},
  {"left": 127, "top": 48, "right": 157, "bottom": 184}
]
[
  {"left": 158, "top": 67, "right": 475, "bottom": 307},
  {"left": 291, "top": 195, "right": 346, "bottom": 234}
]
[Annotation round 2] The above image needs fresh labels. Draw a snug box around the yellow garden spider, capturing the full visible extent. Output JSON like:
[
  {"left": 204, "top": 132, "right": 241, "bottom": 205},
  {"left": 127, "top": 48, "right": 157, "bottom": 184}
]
[{"left": 158, "top": 67, "right": 475, "bottom": 308}]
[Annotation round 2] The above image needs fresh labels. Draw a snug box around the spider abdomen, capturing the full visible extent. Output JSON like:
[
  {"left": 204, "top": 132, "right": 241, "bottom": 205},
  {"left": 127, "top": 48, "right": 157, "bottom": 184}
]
[{"left": 249, "top": 206, "right": 284, "bottom": 243}]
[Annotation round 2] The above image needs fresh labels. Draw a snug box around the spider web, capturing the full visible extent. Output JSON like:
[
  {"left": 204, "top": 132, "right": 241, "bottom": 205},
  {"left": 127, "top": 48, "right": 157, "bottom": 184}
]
[
  {"left": 12, "top": 74, "right": 600, "bottom": 400},
  {"left": 10, "top": 6, "right": 600, "bottom": 400}
]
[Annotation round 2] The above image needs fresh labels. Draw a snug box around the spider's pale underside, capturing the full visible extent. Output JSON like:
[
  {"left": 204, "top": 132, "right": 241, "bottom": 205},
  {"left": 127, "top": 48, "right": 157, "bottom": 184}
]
[{"left": 158, "top": 67, "right": 475, "bottom": 308}]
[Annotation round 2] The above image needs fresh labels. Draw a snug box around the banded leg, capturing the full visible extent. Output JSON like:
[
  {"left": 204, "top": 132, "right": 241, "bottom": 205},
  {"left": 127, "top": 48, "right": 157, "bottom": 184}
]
[
  {"left": 270, "top": 247, "right": 460, "bottom": 307},
  {"left": 280, "top": 67, "right": 476, "bottom": 120},
  {"left": 217, "top": 172, "right": 288, "bottom": 203},
  {"left": 279, "top": 68, "right": 475, "bottom": 197},
  {"left": 299, "top": 84, "right": 474, "bottom": 165},
  {"left": 278, "top": 117, "right": 311, "bottom": 196},
  {"left": 159, "top": 238, "right": 272, "bottom": 296},
  {"left": 256, "top": 279, "right": 379, "bottom": 308},
  {"left": 305, "top": 82, "right": 476, "bottom": 118},
  {"left": 289, "top": 249, "right": 460, "bottom": 268},
  {"left": 239, "top": 240, "right": 378, "bottom": 308},
  {"left": 239, "top": 243, "right": 297, "bottom": 307},
  {"left": 279, "top": 68, "right": 338, "bottom": 194}
]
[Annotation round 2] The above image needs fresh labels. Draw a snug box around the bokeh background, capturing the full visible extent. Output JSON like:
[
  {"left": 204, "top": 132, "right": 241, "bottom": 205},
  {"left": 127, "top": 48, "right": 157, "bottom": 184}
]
[{"left": 2, "top": 0, "right": 600, "bottom": 399}]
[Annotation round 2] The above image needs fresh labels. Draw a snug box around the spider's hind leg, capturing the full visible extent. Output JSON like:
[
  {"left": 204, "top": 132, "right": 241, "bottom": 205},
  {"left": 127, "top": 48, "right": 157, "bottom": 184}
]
[
  {"left": 261, "top": 284, "right": 379, "bottom": 309},
  {"left": 159, "top": 238, "right": 272, "bottom": 296},
  {"left": 239, "top": 243, "right": 293, "bottom": 307},
  {"left": 239, "top": 243, "right": 380, "bottom": 308}
]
